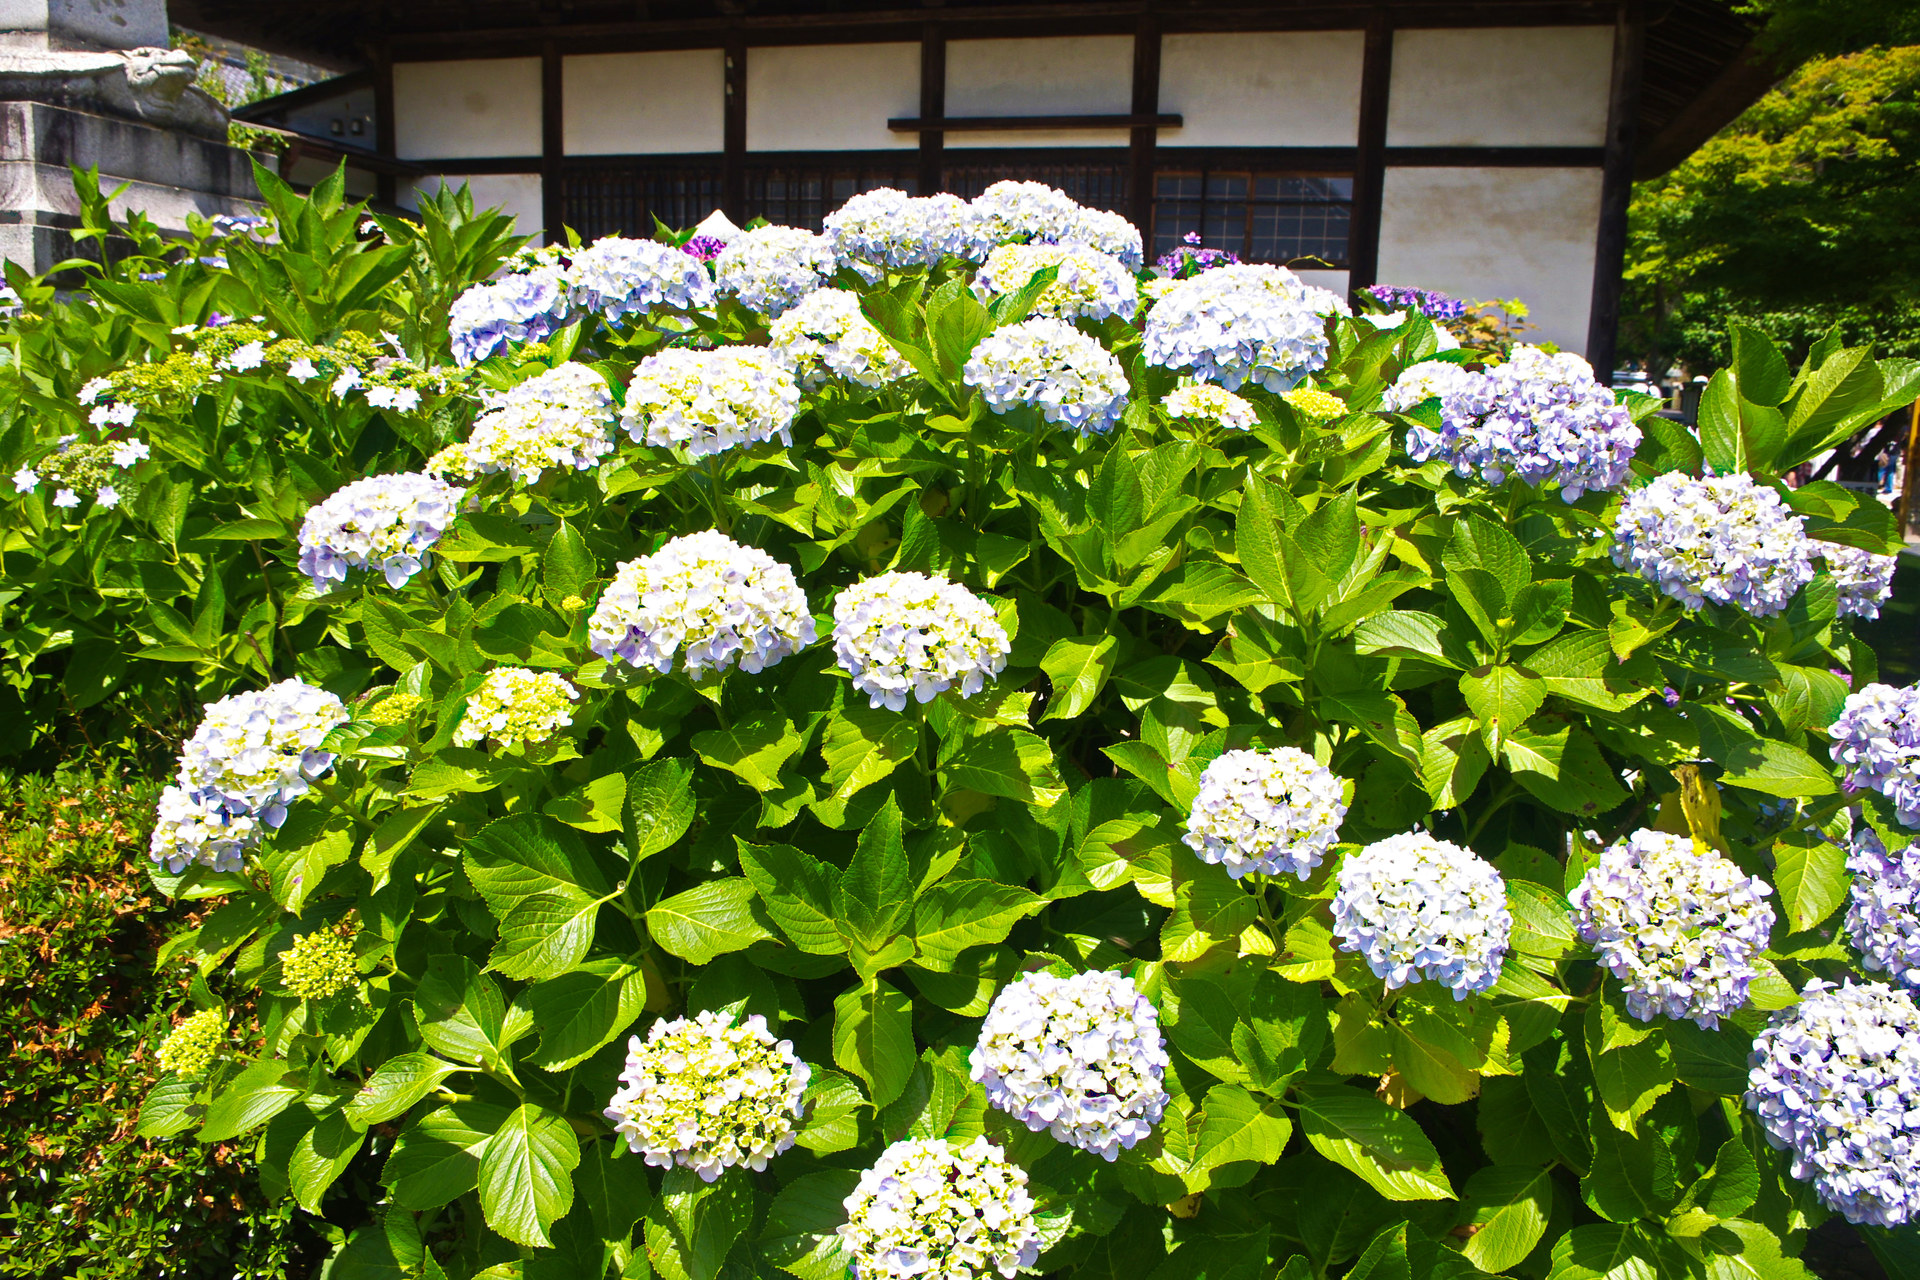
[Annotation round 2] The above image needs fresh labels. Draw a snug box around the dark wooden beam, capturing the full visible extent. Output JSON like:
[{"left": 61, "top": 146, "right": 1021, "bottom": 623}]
[
  {"left": 1586, "top": 0, "right": 1642, "bottom": 373},
  {"left": 542, "top": 39, "right": 565, "bottom": 240},
  {"left": 1128, "top": 13, "right": 1162, "bottom": 240},
  {"left": 919, "top": 23, "right": 944, "bottom": 194},
  {"left": 888, "top": 113, "right": 1182, "bottom": 132},
  {"left": 1384, "top": 145, "right": 1604, "bottom": 165},
  {"left": 1634, "top": 41, "right": 1774, "bottom": 179},
  {"left": 1346, "top": 8, "right": 1391, "bottom": 294},
  {"left": 371, "top": 45, "right": 397, "bottom": 204},
  {"left": 722, "top": 38, "right": 747, "bottom": 219}
]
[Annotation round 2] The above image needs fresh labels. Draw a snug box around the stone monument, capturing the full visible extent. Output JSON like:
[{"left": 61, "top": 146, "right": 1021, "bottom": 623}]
[{"left": 1, "top": 0, "right": 261, "bottom": 273}]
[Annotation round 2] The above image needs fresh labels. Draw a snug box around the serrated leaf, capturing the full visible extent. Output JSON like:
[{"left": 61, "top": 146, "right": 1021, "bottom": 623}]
[
  {"left": 912, "top": 879, "right": 1044, "bottom": 971},
  {"left": 345, "top": 1052, "right": 463, "bottom": 1128},
  {"left": 832, "top": 979, "right": 915, "bottom": 1108},
  {"left": 1187, "top": 1084, "right": 1292, "bottom": 1189},
  {"left": 478, "top": 1103, "right": 580, "bottom": 1248},
  {"left": 626, "top": 757, "right": 696, "bottom": 861},
  {"left": 691, "top": 713, "right": 805, "bottom": 793},
  {"left": 647, "top": 878, "right": 774, "bottom": 964},
  {"left": 761, "top": 1171, "right": 860, "bottom": 1280},
  {"left": 738, "top": 839, "right": 844, "bottom": 955},
  {"left": 384, "top": 1102, "right": 507, "bottom": 1211},
  {"left": 199, "top": 1059, "right": 306, "bottom": 1141},
  {"left": 521, "top": 963, "right": 651, "bottom": 1072},
  {"left": 822, "top": 704, "right": 920, "bottom": 801},
  {"left": 1040, "top": 634, "right": 1121, "bottom": 721},
  {"left": 489, "top": 890, "right": 604, "bottom": 981},
  {"left": 1457, "top": 1165, "right": 1552, "bottom": 1273},
  {"left": 464, "top": 813, "right": 609, "bottom": 915},
  {"left": 943, "top": 729, "right": 1067, "bottom": 808},
  {"left": 1298, "top": 1085, "right": 1454, "bottom": 1201}
]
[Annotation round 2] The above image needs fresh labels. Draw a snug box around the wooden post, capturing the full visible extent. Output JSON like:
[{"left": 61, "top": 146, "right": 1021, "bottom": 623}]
[
  {"left": 1347, "top": 9, "right": 1392, "bottom": 296},
  {"left": 723, "top": 39, "right": 747, "bottom": 220},
  {"left": 1586, "top": 0, "right": 1645, "bottom": 374},
  {"left": 1901, "top": 399, "right": 1920, "bottom": 538},
  {"left": 371, "top": 46, "right": 397, "bottom": 206},
  {"left": 1127, "top": 12, "right": 1161, "bottom": 237},
  {"left": 542, "top": 41, "right": 565, "bottom": 242},
  {"left": 919, "top": 25, "right": 945, "bottom": 195}
]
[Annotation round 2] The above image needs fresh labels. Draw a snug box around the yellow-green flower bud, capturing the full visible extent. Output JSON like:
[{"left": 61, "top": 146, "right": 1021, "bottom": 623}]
[
  {"left": 1281, "top": 387, "right": 1348, "bottom": 422},
  {"left": 155, "top": 1008, "right": 226, "bottom": 1076},
  {"left": 365, "top": 691, "right": 425, "bottom": 726},
  {"left": 281, "top": 928, "right": 358, "bottom": 1001}
]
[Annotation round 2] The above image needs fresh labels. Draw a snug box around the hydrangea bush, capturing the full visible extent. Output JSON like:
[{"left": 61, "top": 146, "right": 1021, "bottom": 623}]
[{"left": 8, "top": 166, "right": 1920, "bottom": 1278}]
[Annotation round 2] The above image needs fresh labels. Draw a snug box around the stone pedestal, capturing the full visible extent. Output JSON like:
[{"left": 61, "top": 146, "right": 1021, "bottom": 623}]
[{"left": 0, "top": 0, "right": 263, "bottom": 274}]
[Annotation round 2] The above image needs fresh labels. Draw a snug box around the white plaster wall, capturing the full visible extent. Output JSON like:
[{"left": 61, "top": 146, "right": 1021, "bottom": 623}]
[
  {"left": 393, "top": 58, "right": 542, "bottom": 160},
  {"left": 1375, "top": 166, "right": 1602, "bottom": 355},
  {"left": 564, "top": 50, "right": 725, "bottom": 155},
  {"left": 1295, "top": 268, "right": 1351, "bottom": 298},
  {"left": 1386, "top": 27, "right": 1614, "bottom": 148},
  {"left": 945, "top": 35, "right": 1132, "bottom": 149},
  {"left": 747, "top": 42, "right": 919, "bottom": 151},
  {"left": 405, "top": 173, "right": 545, "bottom": 244},
  {"left": 1159, "top": 32, "right": 1365, "bottom": 148}
]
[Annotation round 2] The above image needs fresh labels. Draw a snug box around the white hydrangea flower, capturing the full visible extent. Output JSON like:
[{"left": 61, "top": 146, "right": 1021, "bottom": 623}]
[
  {"left": 620, "top": 347, "right": 801, "bottom": 459},
  {"left": 1611, "top": 472, "right": 1817, "bottom": 617},
  {"left": 175, "top": 679, "right": 348, "bottom": 826},
  {"left": 839, "top": 1137, "right": 1042, "bottom": 1280},
  {"left": 1747, "top": 979, "right": 1920, "bottom": 1227},
  {"left": 298, "top": 472, "right": 464, "bottom": 592},
  {"left": 332, "top": 367, "right": 363, "bottom": 397},
  {"left": 1824, "top": 544, "right": 1898, "bottom": 620},
  {"left": 970, "top": 969, "right": 1169, "bottom": 1160},
  {"left": 767, "top": 288, "right": 916, "bottom": 390},
  {"left": 969, "top": 180, "right": 1080, "bottom": 253},
  {"left": 13, "top": 467, "right": 37, "bottom": 493},
  {"left": 1332, "top": 832, "right": 1512, "bottom": 998},
  {"left": 110, "top": 438, "right": 150, "bottom": 467},
  {"left": 1164, "top": 383, "right": 1259, "bottom": 432},
  {"left": 54, "top": 488, "right": 79, "bottom": 509},
  {"left": 713, "top": 225, "right": 837, "bottom": 317},
  {"left": 96, "top": 484, "right": 120, "bottom": 509},
  {"left": 569, "top": 235, "right": 715, "bottom": 321},
  {"left": 1065, "top": 206, "right": 1145, "bottom": 271},
  {"left": 972, "top": 243, "right": 1137, "bottom": 323},
  {"left": 824, "top": 189, "right": 978, "bottom": 277},
  {"left": 222, "top": 341, "right": 266, "bottom": 372},
  {"left": 454, "top": 667, "right": 577, "bottom": 748},
  {"left": 149, "top": 783, "right": 261, "bottom": 874},
  {"left": 962, "top": 316, "right": 1129, "bottom": 434},
  {"left": 1380, "top": 359, "right": 1487, "bottom": 412},
  {"left": 832, "top": 571, "right": 1009, "bottom": 711},
  {"left": 365, "top": 385, "right": 423, "bottom": 413},
  {"left": 1184, "top": 747, "right": 1347, "bottom": 881},
  {"left": 90, "top": 402, "right": 138, "bottom": 429},
  {"left": 429, "top": 363, "right": 617, "bottom": 485},
  {"left": 588, "top": 530, "right": 816, "bottom": 676},
  {"left": 1141, "top": 264, "right": 1351, "bottom": 393},
  {"left": 287, "top": 356, "right": 319, "bottom": 382},
  {"left": 78, "top": 377, "right": 111, "bottom": 406},
  {"left": 603, "top": 1010, "right": 811, "bottom": 1182},
  {"left": 1569, "top": 829, "right": 1776, "bottom": 1028}
]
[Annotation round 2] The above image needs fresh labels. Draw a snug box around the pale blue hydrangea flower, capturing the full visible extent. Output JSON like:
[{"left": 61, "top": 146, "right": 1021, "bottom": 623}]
[
  {"left": 1386, "top": 346, "right": 1641, "bottom": 501},
  {"left": 767, "top": 288, "right": 915, "bottom": 390},
  {"left": 568, "top": 235, "right": 715, "bottom": 322},
  {"left": 603, "top": 1010, "right": 810, "bottom": 1182},
  {"left": 1831, "top": 683, "right": 1920, "bottom": 826},
  {"left": 1823, "top": 544, "right": 1899, "bottom": 620},
  {"left": 1569, "top": 829, "right": 1775, "bottom": 1028},
  {"left": 1332, "top": 832, "right": 1511, "bottom": 998},
  {"left": 1184, "top": 747, "right": 1347, "bottom": 881},
  {"left": 1065, "top": 205, "right": 1145, "bottom": 271},
  {"left": 969, "top": 180, "right": 1081, "bottom": 254},
  {"left": 588, "top": 530, "right": 816, "bottom": 677},
  {"left": 824, "top": 188, "right": 977, "bottom": 277},
  {"left": 712, "top": 225, "right": 837, "bottom": 317},
  {"left": 972, "top": 242, "right": 1138, "bottom": 323},
  {"left": 1746, "top": 979, "right": 1920, "bottom": 1227},
  {"left": 620, "top": 347, "right": 801, "bottom": 458},
  {"left": 1611, "top": 472, "right": 1817, "bottom": 617},
  {"left": 1847, "top": 827, "right": 1920, "bottom": 988},
  {"left": 428, "top": 363, "right": 618, "bottom": 484},
  {"left": 970, "top": 969, "right": 1169, "bottom": 1160},
  {"left": 448, "top": 265, "right": 570, "bottom": 364},
  {"left": 149, "top": 783, "right": 260, "bottom": 874},
  {"left": 831, "top": 571, "right": 1009, "bottom": 711},
  {"left": 297, "top": 471, "right": 464, "bottom": 592},
  {"left": 839, "top": 1137, "right": 1041, "bottom": 1280},
  {"left": 1141, "top": 264, "right": 1351, "bottom": 393},
  {"left": 1164, "top": 382, "right": 1260, "bottom": 432},
  {"left": 962, "top": 316, "right": 1129, "bottom": 434}
]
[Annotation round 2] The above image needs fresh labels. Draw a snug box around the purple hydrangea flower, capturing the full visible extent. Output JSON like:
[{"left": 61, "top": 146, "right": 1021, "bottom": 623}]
[
  {"left": 1365, "top": 284, "right": 1467, "bottom": 321},
  {"left": 1847, "top": 827, "right": 1920, "bottom": 987},
  {"left": 448, "top": 266, "right": 570, "bottom": 365},
  {"left": 1830, "top": 682, "right": 1920, "bottom": 827}
]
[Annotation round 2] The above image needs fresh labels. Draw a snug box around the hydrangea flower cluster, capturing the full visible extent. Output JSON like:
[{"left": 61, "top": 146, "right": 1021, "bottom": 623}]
[
  {"left": 1832, "top": 682, "right": 1920, "bottom": 826},
  {"left": 602, "top": 1011, "right": 811, "bottom": 1182},
  {"left": 621, "top": 347, "right": 801, "bottom": 459},
  {"left": 713, "top": 225, "right": 837, "bottom": 316},
  {"left": 430, "top": 363, "right": 618, "bottom": 484},
  {"left": 768, "top": 289, "right": 915, "bottom": 390},
  {"left": 824, "top": 189, "right": 977, "bottom": 276},
  {"left": 449, "top": 266, "right": 570, "bottom": 364},
  {"left": 838, "top": 1137, "right": 1042, "bottom": 1280},
  {"left": 1184, "top": 747, "right": 1348, "bottom": 881},
  {"left": 454, "top": 668, "right": 577, "bottom": 748},
  {"left": 281, "top": 928, "right": 359, "bottom": 1000},
  {"left": 969, "top": 180, "right": 1080, "bottom": 251},
  {"left": 1332, "top": 832, "right": 1512, "bottom": 997},
  {"left": 149, "top": 680, "right": 348, "bottom": 873},
  {"left": 1611, "top": 472, "right": 1818, "bottom": 617},
  {"left": 365, "top": 690, "right": 426, "bottom": 727},
  {"left": 588, "top": 530, "right": 816, "bottom": 677},
  {"left": 1364, "top": 284, "right": 1467, "bottom": 322},
  {"left": 962, "top": 316, "right": 1130, "bottom": 433},
  {"left": 1824, "top": 545, "right": 1899, "bottom": 620},
  {"left": 1846, "top": 828, "right": 1920, "bottom": 987},
  {"left": 569, "top": 235, "right": 716, "bottom": 321},
  {"left": 1568, "top": 829, "right": 1776, "bottom": 1028},
  {"left": 1746, "top": 979, "right": 1920, "bottom": 1227},
  {"left": 1062, "top": 206, "right": 1145, "bottom": 270},
  {"left": 1389, "top": 347, "right": 1642, "bottom": 501},
  {"left": 1141, "top": 265, "right": 1350, "bottom": 393},
  {"left": 297, "top": 472, "right": 464, "bottom": 592},
  {"left": 1164, "top": 383, "right": 1258, "bottom": 432},
  {"left": 1154, "top": 232, "right": 1240, "bottom": 278},
  {"left": 973, "top": 243, "right": 1138, "bottom": 323},
  {"left": 831, "top": 571, "right": 1009, "bottom": 711},
  {"left": 970, "top": 969, "right": 1170, "bottom": 1160},
  {"left": 13, "top": 437, "right": 147, "bottom": 511},
  {"left": 154, "top": 1009, "right": 226, "bottom": 1077}
]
